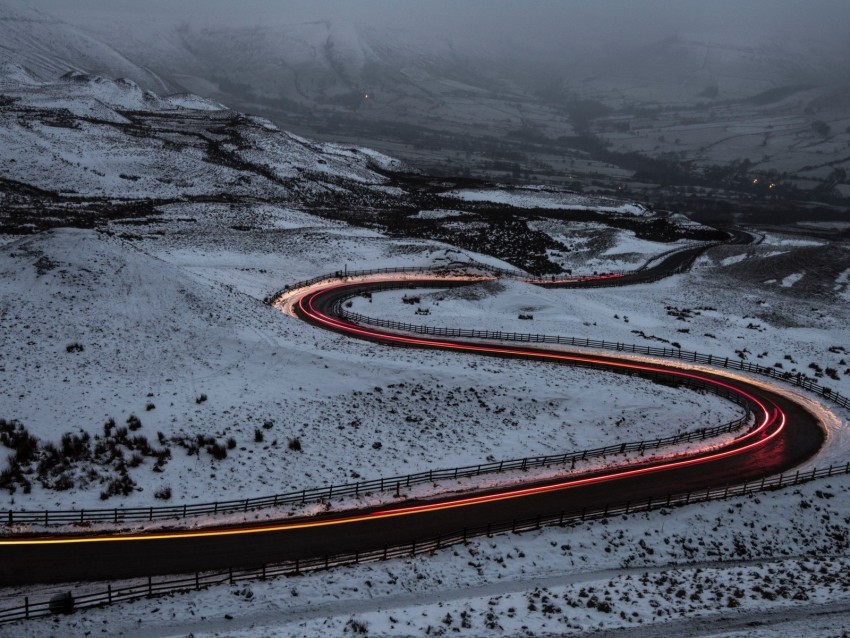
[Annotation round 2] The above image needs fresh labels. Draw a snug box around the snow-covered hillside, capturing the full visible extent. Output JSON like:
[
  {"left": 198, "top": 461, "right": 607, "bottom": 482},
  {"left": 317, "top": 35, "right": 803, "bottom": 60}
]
[
  {"left": 0, "top": 0, "right": 167, "bottom": 91},
  {"left": 0, "top": 66, "right": 408, "bottom": 212},
  {"left": 0, "top": 225, "right": 744, "bottom": 512}
]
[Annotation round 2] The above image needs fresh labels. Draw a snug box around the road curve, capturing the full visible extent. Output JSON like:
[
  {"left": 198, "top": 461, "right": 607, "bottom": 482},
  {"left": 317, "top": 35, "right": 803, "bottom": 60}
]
[{"left": 0, "top": 272, "right": 825, "bottom": 586}]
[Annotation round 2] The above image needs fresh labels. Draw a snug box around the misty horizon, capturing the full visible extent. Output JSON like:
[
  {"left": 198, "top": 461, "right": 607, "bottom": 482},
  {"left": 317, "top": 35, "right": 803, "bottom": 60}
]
[{"left": 19, "top": 0, "right": 850, "bottom": 54}]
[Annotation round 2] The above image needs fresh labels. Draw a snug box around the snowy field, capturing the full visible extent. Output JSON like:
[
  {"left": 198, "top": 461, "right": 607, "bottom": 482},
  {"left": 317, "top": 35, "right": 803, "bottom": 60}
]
[
  {"left": 441, "top": 187, "right": 649, "bottom": 216},
  {"left": 346, "top": 234, "right": 850, "bottom": 404},
  {"left": 0, "top": 222, "right": 742, "bottom": 514},
  {"left": 8, "top": 468, "right": 850, "bottom": 637},
  {"left": 1, "top": 212, "right": 847, "bottom": 636}
]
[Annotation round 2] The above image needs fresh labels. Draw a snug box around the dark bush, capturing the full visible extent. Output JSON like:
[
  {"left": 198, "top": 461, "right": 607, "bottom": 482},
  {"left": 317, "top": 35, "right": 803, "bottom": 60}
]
[
  {"left": 127, "top": 415, "right": 142, "bottom": 431},
  {"left": 99, "top": 473, "right": 135, "bottom": 500},
  {"left": 61, "top": 432, "right": 90, "bottom": 461},
  {"left": 207, "top": 442, "right": 228, "bottom": 460},
  {"left": 288, "top": 437, "right": 302, "bottom": 452}
]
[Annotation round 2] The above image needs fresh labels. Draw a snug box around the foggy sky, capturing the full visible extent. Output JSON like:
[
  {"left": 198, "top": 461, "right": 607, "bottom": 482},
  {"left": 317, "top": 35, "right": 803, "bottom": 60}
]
[{"left": 24, "top": 0, "right": 850, "bottom": 51}]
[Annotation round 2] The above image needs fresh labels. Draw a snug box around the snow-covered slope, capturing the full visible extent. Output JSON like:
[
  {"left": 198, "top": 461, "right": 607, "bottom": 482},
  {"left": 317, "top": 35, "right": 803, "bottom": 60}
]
[
  {"left": 0, "top": 0, "right": 167, "bottom": 90},
  {"left": 0, "top": 67, "right": 407, "bottom": 209}
]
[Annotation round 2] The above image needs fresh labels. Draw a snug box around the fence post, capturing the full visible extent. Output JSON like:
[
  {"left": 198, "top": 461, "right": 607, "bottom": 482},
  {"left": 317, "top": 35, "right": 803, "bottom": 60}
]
[
  {"left": 148, "top": 576, "right": 152, "bottom": 597},
  {"left": 108, "top": 584, "right": 112, "bottom": 605},
  {"left": 195, "top": 572, "right": 200, "bottom": 590},
  {"left": 25, "top": 596, "right": 29, "bottom": 619}
]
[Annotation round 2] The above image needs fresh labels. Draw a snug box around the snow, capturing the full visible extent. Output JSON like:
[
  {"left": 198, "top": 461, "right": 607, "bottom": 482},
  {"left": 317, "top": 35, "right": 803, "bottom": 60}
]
[
  {"left": 0, "top": 0, "right": 166, "bottom": 90},
  {"left": 442, "top": 188, "right": 650, "bottom": 215},
  {"left": 0, "top": 73, "right": 407, "bottom": 204},
  {"left": 415, "top": 209, "right": 471, "bottom": 220},
  {"left": 721, "top": 253, "right": 748, "bottom": 266},
  {"left": 837, "top": 268, "right": 850, "bottom": 302},
  {"left": 162, "top": 93, "right": 227, "bottom": 111},
  {"left": 780, "top": 272, "right": 804, "bottom": 288}
]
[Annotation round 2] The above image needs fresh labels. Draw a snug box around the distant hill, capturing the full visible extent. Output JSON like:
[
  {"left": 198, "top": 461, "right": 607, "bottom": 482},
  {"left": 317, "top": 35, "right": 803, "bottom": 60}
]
[{"left": 0, "top": 0, "right": 168, "bottom": 89}]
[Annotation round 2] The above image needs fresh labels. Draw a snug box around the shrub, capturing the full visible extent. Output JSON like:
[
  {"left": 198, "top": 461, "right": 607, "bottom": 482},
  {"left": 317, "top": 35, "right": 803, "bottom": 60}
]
[
  {"left": 254, "top": 428, "right": 264, "bottom": 443},
  {"left": 288, "top": 437, "right": 302, "bottom": 452},
  {"left": 226, "top": 437, "right": 237, "bottom": 450},
  {"left": 99, "top": 473, "right": 135, "bottom": 500},
  {"left": 52, "top": 474, "right": 74, "bottom": 491},
  {"left": 36, "top": 442, "right": 63, "bottom": 478},
  {"left": 145, "top": 403, "right": 155, "bottom": 412},
  {"left": 127, "top": 415, "right": 142, "bottom": 431},
  {"left": 154, "top": 485, "right": 172, "bottom": 500},
  {"left": 207, "top": 442, "right": 228, "bottom": 460},
  {"left": 196, "top": 393, "right": 208, "bottom": 404},
  {"left": 61, "top": 432, "right": 90, "bottom": 461},
  {"left": 345, "top": 618, "right": 368, "bottom": 635},
  {"left": 65, "top": 342, "right": 84, "bottom": 353}
]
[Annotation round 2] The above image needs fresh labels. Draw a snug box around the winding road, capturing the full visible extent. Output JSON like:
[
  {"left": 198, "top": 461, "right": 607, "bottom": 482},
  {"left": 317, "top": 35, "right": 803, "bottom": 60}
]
[{"left": 0, "top": 245, "right": 826, "bottom": 587}]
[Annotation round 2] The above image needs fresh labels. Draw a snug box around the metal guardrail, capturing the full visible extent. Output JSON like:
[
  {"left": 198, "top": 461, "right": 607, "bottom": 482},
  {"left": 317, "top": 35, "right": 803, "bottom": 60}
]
[{"left": 2, "top": 460, "right": 848, "bottom": 625}]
